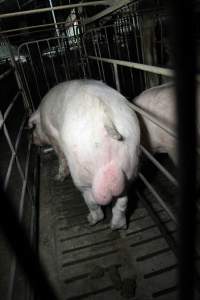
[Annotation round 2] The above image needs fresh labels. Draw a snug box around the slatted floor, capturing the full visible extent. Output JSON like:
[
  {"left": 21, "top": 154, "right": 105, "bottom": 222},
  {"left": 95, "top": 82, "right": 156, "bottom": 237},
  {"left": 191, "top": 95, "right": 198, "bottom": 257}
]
[{"left": 39, "top": 150, "right": 196, "bottom": 300}]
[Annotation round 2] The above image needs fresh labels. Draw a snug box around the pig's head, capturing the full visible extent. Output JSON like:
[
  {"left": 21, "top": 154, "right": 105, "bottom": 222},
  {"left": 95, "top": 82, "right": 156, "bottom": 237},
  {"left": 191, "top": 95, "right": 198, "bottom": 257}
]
[{"left": 28, "top": 111, "right": 48, "bottom": 145}]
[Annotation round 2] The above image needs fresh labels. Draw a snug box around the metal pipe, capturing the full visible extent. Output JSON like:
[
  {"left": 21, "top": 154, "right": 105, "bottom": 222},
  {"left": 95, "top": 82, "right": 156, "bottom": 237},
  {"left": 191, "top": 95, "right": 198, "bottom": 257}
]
[
  {"left": 95, "top": 29, "right": 106, "bottom": 82},
  {"left": 0, "top": 1, "right": 110, "bottom": 19},
  {"left": 36, "top": 42, "right": 50, "bottom": 90},
  {"left": 140, "top": 145, "right": 178, "bottom": 187},
  {"left": 26, "top": 44, "right": 42, "bottom": 101},
  {"left": 138, "top": 172, "right": 178, "bottom": 224},
  {"left": 3, "top": 90, "right": 21, "bottom": 122},
  {"left": 0, "top": 67, "right": 13, "bottom": 80},
  {"left": 47, "top": 39, "right": 58, "bottom": 84},
  {"left": 83, "top": 0, "right": 135, "bottom": 25},
  {"left": 113, "top": 63, "right": 120, "bottom": 91},
  {"left": 88, "top": 55, "right": 174, "bottom": 77},
  {"left": 48, "top": 0, "right": 60, "bottom": 37},
  {"left": 0, "top": 20, "right": 80, "bottom": 35}
]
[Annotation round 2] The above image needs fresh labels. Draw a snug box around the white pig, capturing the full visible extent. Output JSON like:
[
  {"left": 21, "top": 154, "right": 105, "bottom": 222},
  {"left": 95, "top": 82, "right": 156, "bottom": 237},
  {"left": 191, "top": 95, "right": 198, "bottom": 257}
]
[
  {"left": 28, "top": 80, "right": 140, "bottom": 230},
  {"left": 134, "top": 82, "right": 200, "bottom": 164}
]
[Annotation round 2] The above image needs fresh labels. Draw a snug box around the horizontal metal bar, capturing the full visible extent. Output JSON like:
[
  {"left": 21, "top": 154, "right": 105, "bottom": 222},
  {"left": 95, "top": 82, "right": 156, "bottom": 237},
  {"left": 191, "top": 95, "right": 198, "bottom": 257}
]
[
  {"left": 43, "top": 147, "right": 53, "bottom": 153},
  {"left": 0, "top": 1, "right": 109, "bottom": 19},
  {"left": 140, "top": 145, "right": 178, "bottom": 187},
  {"left": 88, "top": 55, "right": 174, "bottom": 77},
  {"left": 0, "top": 20, "right": 80, "bottom": 35},
  {"left": 83, "top": 0, "right": 135, "bottom": 25},
  {"left": 0, "top": 67, "right": 13, "bottom": 80},
  {"left": 138, "top": 172, "right": 178, "bottom": 224},
  {"left": 18, "top": 35, "right": 69, "bottom": 53}
]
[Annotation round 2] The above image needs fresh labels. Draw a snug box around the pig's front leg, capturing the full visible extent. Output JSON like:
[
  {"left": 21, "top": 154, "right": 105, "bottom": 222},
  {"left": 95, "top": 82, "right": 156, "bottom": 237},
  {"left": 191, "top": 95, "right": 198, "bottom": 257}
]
[
  {"left": 111, "top": 195, "right": 128, "bottom": 230},
  {"left": 83, "top": 190, "right": 104, "bottom": 225}
]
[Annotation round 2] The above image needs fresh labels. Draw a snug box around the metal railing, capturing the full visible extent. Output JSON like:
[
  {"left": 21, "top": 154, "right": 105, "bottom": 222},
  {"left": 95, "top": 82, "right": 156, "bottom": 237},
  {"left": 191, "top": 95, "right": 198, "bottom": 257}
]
[{"left": 0, "top": 41, "right": 37, "bottom": 300}]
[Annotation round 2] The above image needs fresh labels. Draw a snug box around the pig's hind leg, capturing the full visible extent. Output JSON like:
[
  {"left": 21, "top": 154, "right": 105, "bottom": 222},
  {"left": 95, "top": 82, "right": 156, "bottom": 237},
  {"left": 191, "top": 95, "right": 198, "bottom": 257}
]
[
  {"left": 111, "top": 195, "right": 128, "bottom": 230},
  {"left": 50, "top": 138, "right": 69, "bottom": 181},
  {"left": 55, "top": 154, "right": 69, "bottom": 182},
  {"left": 83, "top": 190, "right": 104, "bottom": 225}
]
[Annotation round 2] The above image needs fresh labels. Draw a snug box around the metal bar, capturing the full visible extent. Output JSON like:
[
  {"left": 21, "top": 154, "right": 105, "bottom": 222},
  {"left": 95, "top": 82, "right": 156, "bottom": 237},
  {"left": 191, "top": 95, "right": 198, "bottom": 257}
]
[
  {"left": 36, "top": 42, "right": 50, "bottom": 90},
  {"left": 113, "top": 24, "right": 126, "bottom": 90},
  {"left": 140, "top": 145, "right": 178, "bottom": 187},
  {"left": 0, "top": 20, "right": 80, "bottom": 35},
  {"left": 57, "top": 38, "right": 68, "bottom": 81},
  {"left": 82, "top": 36, "right": 92, "bottom": 78},
  {"left": 83, "top": 0, "right": 135, "bottom": 25},
  {"left": 138, "top": 172, "right": 178, "bottom": 224},
  {"left": 91, "top": 31, "right": 102, "bottom": 79},
  {"left": 113, "top": 63, "right": 120, "bottom": 91},
  {"left": 6, "top": 39, "right": 32, "bottom": 112},
  {"left": 26, "top": 44, "right": 42, "bottom": 101},
  {"left": 7, "top": 257, "right": 16, "bottom": 300},
  {"left": 48, "top": 0, "right": 60, "bottom": 37},
  {"left": 18, "top": 59, "right": 34, "bottom": 110},
  {"left": 3, "top": 90, "right": 21, "bottom": 122},
  {"left": 19, "top": 141, "right": 31, "bottom": 220},
  {"left": 104, "top": 27, "right": 115, "bottom": 82},
  {"left": 88, "top": 55, "right": 174, "bottom": 77},
  {"left": 0, "top": 1, "right": 110, "bottom": 19},
  {"left": 47, "top": 40, "right": 58, "bottom": 84},
  {"left": 0, "top": 67, "right": 13, "bottom": 80},
  {"left": 95, "top": 29, "right": 106, "bottom": 81},
  {"left": 3, "top": 115, "right": 27, "bottom": 190},
  {"left": 136, "top": 190, "right": 178, "bottom": 255},
  {"left": 61, "top": 38, "right": 71, "bottom": 80},
  {"left": 123, "top": 16, "right": 135, "bottom": 94}
]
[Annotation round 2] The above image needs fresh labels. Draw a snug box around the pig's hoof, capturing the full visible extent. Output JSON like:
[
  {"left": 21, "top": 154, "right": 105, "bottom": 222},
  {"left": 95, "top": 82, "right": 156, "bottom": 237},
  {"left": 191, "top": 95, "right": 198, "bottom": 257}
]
[
  {"left": 87, "top": 211, "right": 104, "bottom": 226},
  {"left": 111, "top": 216, "right": 127, "bottom": 230},
  {"left": 54, "top": 173, "right": 66, "bottom": 182}
]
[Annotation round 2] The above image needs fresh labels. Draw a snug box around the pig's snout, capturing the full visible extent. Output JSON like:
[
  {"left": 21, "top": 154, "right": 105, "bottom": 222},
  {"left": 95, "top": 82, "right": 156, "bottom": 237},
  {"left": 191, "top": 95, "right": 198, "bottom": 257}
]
[{"left": 92, "top": 161, "right": 125, "bottom": 205}]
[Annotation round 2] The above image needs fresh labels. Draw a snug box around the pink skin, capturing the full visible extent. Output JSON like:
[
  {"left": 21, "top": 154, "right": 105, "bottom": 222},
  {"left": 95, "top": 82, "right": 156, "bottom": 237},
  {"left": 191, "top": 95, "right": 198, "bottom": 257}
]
[
  {"left": 92, "top": 161, "right": 125, "bottom": 205},
  {"left": 28, "top": 80, "right": 140, "bottom": 230}
]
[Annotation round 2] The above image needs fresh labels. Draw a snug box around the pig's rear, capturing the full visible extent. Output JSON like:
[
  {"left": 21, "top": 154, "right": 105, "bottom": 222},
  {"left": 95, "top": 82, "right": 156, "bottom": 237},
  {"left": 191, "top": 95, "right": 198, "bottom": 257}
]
[{"left": 60, "top": 80, "right": 140, "bottom": 205}]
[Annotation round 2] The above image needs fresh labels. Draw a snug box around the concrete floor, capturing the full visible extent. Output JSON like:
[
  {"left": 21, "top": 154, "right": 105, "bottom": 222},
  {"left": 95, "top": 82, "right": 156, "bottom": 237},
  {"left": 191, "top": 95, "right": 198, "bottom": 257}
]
[{"left": 39, "top": 150, "right": 179, "bottom": 300}]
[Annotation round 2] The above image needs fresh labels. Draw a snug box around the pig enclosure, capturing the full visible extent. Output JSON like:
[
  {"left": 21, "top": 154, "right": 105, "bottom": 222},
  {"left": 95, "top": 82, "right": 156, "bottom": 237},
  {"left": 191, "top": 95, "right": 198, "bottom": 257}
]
[{"left": 0, "top": 1, "right": 200, "bottom": 300}]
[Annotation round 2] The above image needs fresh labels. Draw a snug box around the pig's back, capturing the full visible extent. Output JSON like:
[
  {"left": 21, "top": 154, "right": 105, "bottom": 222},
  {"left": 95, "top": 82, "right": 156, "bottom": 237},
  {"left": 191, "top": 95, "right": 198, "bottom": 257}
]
[{"left": 134, "top": 82, "right": 176, "bottom": 129}]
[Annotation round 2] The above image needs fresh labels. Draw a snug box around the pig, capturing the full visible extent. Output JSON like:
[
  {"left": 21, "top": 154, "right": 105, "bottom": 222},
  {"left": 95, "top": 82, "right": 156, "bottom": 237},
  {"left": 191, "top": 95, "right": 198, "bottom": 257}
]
[
  {"left": 133, "top": 82, "right": 200, "bottom": 164},
  {"left": 28, "top": 80, "right": 140, "bottom": 230}
]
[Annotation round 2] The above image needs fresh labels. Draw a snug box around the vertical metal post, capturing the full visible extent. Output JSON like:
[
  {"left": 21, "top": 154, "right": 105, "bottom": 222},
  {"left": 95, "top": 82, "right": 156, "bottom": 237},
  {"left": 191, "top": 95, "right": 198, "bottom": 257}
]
[
  {"left": 114, "top": 63, "right": 120, "bottom": 92},
  {"left": 171, "top": 1, "right": 197, "bottom": 299},
  {"left": 48, "top": 0, "right": 60, "bottom": 37}
]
